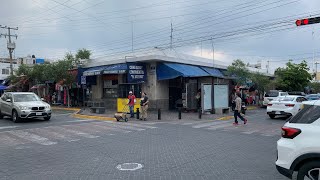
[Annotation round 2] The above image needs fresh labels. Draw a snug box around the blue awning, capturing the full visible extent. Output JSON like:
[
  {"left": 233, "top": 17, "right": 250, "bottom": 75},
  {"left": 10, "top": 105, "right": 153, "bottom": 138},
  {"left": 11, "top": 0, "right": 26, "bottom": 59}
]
[
  {"left": 201, "top": 67, "right": 224, "bottom": 78},
  {"left": 0, "top": 85, "right": 7, "bottom": 90},
  {"left": 157, "top": 63, "right": 210, "bottom": 80},
  {"left": 83, "top": 64, "right": 128, "bottom": 76},
  {"left": 83, "top": 66, "right": 106, "bottom": 76}
]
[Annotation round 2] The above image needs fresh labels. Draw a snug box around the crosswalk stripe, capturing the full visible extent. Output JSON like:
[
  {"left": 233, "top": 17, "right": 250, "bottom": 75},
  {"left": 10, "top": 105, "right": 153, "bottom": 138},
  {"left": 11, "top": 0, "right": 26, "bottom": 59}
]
[
  {"left": 89, "top": 124, "right": 131, "bottom": 133},
  {"left": 28, "top": 128, "right": 80, "bottom": 142},
  {"left": 94, "top": 122, "right": 145, "bottom": 131},
  {"left": 207, "top": 123, "right": 234, "bottom": 130},
  {"left": 0, "top": 133, "right": 25, "bottom": 147},
  {"left": 50, "top": 126, "right": 99, "bottom": 139},
  {"left": 192, "top": 121, "right": 229, "bottom": 128},
  {"left": 63, "top": 124, "right": 101, "bottom": 134},
  {"left": 8, "top": 130, "right": 57, "bottom": 145},
  {"left": 0, "top": 126, "right": 18, "bottom": 130},
  {"left": 123, "top": 122, "right": 157, "bottom": 129}
]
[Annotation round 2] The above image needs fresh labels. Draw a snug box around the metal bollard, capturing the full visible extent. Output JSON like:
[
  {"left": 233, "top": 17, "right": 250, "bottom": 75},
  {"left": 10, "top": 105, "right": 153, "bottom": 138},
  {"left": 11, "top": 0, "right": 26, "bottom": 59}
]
[
  {"left": 158, "top": 109, "right": 161, "bottom": 120},
  {"left": 136, "top": 108, "right": 140, "bottom": 119},
  {"left": 198, "top": 108, "right": 202, "bottom": 119},
  {"left": 178, "top": 108, "right": 182, "bottom": 120}
]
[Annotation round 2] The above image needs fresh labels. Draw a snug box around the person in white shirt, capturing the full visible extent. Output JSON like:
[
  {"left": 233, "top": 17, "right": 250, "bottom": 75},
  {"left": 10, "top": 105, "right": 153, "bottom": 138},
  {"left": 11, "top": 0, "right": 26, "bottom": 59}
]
[{"left": 233, "top": 93, "right": 248, "bottom": 125}]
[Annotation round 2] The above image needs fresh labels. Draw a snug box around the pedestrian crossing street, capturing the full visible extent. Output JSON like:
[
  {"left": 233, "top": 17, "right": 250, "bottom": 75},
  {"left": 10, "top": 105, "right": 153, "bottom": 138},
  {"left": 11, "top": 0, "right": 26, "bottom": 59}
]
[
  {"left": 0, "top": 121, "right": 157, "bottom": 149},
  {"left": 146, "top": 119, "right": 283, "bottom": 137}
]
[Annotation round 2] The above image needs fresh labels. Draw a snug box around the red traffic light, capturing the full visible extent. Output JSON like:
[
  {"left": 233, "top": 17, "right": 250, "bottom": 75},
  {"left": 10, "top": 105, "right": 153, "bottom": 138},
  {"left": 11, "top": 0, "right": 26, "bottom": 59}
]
[
  {"left": 296, "top": 19, "right": 301, "bottom": 26},
  {"left": 296, "top": 16, "right": 320, "bottom": 26}
]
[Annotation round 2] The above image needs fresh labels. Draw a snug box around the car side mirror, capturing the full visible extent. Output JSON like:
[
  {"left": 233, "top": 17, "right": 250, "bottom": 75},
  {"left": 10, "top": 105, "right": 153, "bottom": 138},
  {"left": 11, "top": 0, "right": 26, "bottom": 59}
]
[{"left": 6, "top": 99, "right": 11, "bottom": 103}]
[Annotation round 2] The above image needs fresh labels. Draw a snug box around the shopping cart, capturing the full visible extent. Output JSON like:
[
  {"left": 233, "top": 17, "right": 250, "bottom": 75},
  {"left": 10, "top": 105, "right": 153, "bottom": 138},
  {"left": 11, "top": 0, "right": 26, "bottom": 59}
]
[{"left": 114, "top": 104, "right": 129, "bottom": 122}]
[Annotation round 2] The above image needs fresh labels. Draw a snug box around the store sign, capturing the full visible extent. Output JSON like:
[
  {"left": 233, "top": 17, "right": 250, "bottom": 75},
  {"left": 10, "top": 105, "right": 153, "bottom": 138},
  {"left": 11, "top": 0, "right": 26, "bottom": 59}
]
[
  {"left": 103, "top": 69, "right": 126, "bottom": 74},
  {"left": 127, "top": 63, "right": 147, "bottom": 83},
  {"left": 83, "top": 70, "right": 101, "bottom": 76}
]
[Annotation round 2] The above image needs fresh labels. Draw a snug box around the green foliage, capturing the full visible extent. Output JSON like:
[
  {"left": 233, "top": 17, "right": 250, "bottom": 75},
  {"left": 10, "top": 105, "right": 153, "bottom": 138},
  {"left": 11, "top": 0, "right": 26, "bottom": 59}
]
[
  {"left": 274, "top": 61, "right": 312, "bottom": 92},
  {"left": 75, "top": 48, "right": 91, "bottom": 60},
  {"left": 250, "top": 72, "right": 271, "bottom": 93},
  {"left": 227, "top": 59, "right": 250, "bottom": 85},
  {"left": 308, "top": 82, "right": 320, "bottom": 93}
]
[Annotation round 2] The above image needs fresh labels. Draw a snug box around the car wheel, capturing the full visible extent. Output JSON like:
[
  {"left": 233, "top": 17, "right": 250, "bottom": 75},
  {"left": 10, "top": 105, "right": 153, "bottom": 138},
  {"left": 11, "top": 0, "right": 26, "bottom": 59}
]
[
  {"left": 44, "top": 116, "right": 51, "bottom": 121},
  {"left": 12, "top": 110, "right": 20, "bottom": 123},
  {"left": 296, "top": 161, "right": 320, "bottom": 180},
  {"left": 269, "top": 114, "right": 276, "bottom": 119}
]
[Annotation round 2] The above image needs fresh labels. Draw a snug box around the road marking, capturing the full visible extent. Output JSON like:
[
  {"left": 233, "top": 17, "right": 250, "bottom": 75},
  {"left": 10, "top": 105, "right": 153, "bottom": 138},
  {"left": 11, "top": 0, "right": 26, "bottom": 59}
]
[
  {"left": 8, "top": 130, "right": 57, "bottom": 145},
  {"left": 123, "top": 122, "right": 157, "bottom": 129},
  {"left": 89, "top": 124, "right": 131, "bottom": 133},
  {"left": 0, "top": 126, "right": 18, "bottom": 130},
  {"left": 241, "top": 130, "right": 259, "bottom": 134},
  {"left": 30, "top": 128, "right": 80, "bottom": 142},
  {"left": 51, "top": 126, "right": 99, "bottom": 139},
  {"left": 0, "top": 133, "right": 25, "bottom": 147},
  {"left": 94, "top": 122, "right": 145, "bottom": 131},
  {"left": 192, "top": 121, "right": 229, "bottom": 128},
  {"left": 207, "top": 123, "right": 234, "bottom": 130}
]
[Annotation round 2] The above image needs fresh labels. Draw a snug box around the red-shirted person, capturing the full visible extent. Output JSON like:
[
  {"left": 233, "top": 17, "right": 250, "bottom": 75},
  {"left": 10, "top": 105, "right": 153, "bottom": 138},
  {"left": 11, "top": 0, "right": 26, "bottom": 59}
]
[{"left": 128, "top": 91, "right": 136, "bottom": 118}]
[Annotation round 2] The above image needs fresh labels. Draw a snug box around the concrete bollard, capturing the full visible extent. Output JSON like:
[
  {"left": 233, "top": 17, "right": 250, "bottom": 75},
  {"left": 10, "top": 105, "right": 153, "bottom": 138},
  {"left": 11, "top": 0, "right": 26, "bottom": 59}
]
[
  {"left": 178, "top": 108, "right": 182, "bottom": 120},
  {"left": 198, "top": 108, "right": 202, "bottom": 119}
]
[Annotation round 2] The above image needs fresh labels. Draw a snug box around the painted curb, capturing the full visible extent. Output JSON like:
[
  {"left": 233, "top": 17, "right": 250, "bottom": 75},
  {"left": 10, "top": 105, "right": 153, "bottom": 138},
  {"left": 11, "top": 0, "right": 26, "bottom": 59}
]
[
  {"left": 217, "top": 116, "right": 233, "bottom": 120},
  {"left": 52, "top": 107, "right": 81, "bottom": 111},
  {"left": 72, "top": 113, "right": 116, "bottom": 121}
]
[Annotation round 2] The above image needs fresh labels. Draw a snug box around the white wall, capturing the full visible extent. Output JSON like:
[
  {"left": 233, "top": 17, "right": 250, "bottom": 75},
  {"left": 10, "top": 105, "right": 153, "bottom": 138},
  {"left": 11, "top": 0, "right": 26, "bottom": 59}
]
[{"left": 0, "top": 62, "right": 19, "bottom": 80}]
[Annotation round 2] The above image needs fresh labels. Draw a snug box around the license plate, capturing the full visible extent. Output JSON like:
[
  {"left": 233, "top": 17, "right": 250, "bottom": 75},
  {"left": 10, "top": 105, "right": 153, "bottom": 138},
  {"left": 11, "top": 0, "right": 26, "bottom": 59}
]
[
  {"left": 36, "top": 112, "right": 42, "bottom": 116},
  {"left": 275, "top": 111, "right": 281, "bottom": 115}
]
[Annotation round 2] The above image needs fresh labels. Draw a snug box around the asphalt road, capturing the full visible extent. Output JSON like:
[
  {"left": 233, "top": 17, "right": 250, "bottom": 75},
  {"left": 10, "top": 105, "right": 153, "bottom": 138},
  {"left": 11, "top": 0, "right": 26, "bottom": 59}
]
[{"left": 0, "top": 108, "right": 289, "bottom": 180}]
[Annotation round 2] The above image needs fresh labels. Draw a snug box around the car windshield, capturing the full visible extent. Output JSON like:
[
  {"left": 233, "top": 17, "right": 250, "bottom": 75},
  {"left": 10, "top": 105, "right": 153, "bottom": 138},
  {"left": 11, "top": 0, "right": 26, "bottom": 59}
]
[
  {"left": 267, "top": 91, "right": 279, "bottom": 97},
  {"left": 277, "top": 97, "right": 294, "bottom": 101},
  {"left": 13, "top": 94, "right": 40, "bottom": 102}
]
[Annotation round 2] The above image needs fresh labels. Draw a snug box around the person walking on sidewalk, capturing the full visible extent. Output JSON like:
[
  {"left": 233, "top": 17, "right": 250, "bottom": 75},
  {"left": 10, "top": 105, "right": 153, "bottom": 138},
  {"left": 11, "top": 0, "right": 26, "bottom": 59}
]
[
  {"left": 140, "top": 92, "right": 149, "bottom": 121},
  {"left": 128, "top": 91, "right": 136, "bottom": 118},
  {"left": 234, "top": 93, "right": 248, "bottom": 125}
]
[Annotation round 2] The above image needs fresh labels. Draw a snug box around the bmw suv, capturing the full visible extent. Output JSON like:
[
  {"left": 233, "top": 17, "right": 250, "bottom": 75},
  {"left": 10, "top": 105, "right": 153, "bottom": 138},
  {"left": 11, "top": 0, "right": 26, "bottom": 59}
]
[
  {"left": 0, "top": 92, "right": 52, "bottom": 123},
  {"left": 276, "top": 100, "right": 320, "bottom": 180}
]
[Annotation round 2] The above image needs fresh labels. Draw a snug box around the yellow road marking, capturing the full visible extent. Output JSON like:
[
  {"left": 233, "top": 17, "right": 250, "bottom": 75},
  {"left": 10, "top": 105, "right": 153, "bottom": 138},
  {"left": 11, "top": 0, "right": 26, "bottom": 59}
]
[
  {"left": 217, "top": 116, "right": 233, "bottom": 120},
  {"left": 71, "top": 114, "right": 115, "bottom": 121},
  {"left": 52, "top": 107, "right": 81, "bottom": 111}
]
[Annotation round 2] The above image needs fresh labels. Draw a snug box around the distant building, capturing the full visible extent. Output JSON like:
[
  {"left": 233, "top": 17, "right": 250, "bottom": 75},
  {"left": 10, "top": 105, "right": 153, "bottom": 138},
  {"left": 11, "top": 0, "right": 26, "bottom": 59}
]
[{"left": 0, "top": 58, "right": 19, "bottom": 81}]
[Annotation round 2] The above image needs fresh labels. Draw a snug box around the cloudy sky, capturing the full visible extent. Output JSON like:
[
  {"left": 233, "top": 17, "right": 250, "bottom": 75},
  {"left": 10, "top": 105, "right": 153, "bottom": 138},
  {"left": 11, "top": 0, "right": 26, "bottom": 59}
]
[{"left": 1, "top": 0, "right": 320, "bottom": 73}]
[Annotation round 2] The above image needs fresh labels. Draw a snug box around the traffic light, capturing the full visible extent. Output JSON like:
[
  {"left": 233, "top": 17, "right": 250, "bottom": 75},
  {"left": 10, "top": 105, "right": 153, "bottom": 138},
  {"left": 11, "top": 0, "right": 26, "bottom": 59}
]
[{"left": 296, "top": 17, "right": 320, "bottom": 26}]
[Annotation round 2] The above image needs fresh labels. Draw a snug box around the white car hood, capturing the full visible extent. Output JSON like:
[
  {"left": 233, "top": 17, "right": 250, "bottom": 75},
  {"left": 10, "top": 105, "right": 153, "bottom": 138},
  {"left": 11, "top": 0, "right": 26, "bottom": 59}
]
[{"left": 14, "top": 101, "right": 49, "bottom": 107}]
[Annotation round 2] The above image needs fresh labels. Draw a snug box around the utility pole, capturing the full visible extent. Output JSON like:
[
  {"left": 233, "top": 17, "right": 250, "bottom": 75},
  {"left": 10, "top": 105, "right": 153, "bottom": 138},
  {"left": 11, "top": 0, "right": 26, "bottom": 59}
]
[
  {"left": 170, "top": 21, "right": 173, "bottom": 49},
  {"left": 211, "top": 37, "right": 214, "bottom": 67},
  {"left": 267, "top": 60, "right": 270, "bottom": 74},
  {"left": 315, "top": 62, "right": 319, "bottom": 81},
  {"left": 0, "top": 26, "right": 18, "bottom": 76}
]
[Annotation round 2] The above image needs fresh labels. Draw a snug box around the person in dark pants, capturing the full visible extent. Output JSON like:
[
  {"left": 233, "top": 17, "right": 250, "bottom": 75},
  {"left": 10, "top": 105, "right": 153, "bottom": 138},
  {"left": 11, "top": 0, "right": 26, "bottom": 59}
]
[
  {"left": 233, "top": 93, "right": 248, "bottom": 125},
  {"left": 128, "top": 91, "right": 136, "bottom": 118}
]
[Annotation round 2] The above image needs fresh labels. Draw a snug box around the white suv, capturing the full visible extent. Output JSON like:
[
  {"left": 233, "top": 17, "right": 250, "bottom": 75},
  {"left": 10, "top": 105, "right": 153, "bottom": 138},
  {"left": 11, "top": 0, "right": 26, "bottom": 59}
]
[{"left": 276, "top": 100, "right": 320, "bottom": 180}]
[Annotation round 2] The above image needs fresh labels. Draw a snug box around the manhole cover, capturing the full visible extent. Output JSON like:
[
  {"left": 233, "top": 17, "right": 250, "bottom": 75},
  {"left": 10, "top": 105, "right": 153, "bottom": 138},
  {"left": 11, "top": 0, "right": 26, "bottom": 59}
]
[{"left": 116, "top": 163, "right": 143, "bottom": 171}]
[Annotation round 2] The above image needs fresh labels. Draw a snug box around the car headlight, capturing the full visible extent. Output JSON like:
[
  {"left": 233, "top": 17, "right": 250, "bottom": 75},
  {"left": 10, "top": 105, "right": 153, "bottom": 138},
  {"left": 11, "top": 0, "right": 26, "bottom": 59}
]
[
  {"left": 19, "top": 106, "right": 29, "bottom": 110},
  {"left": 45, "top": 105, "right": 51, "bottom": 109}
]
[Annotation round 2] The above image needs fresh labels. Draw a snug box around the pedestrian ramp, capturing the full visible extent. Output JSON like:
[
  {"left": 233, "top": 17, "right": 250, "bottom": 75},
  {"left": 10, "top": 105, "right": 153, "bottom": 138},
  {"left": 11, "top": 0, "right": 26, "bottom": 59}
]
[{"left": 0, "top": 121, "right": 157, "bottom": 149}]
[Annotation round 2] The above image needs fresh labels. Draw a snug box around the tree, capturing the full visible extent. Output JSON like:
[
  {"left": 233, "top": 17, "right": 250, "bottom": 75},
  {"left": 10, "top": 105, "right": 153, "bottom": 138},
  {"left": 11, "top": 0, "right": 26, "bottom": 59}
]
[
  {"left": 75, "top": 48, "right": 91, "bottom": 60},
  {"left": 250, "top": 72, "right": 271, "bottom": 93},
  {"left": 308, "top": 82, "right": 320, "bottom": 93},
  {"left": 274, "top": 60, "right": 312, "bottom": 92},
  {"left": 227, "top": 59, "right": 251, "bottom": 85}
]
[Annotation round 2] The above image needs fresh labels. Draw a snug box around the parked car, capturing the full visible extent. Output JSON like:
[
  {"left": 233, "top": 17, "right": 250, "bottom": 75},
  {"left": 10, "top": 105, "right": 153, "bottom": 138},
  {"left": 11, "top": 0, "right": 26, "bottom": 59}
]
[
  {"left": 305, "top": 94, "right": 320, "bottom": 100},
  {"left": 276, "top": 100, "right": 320, "bottom": 180},
  {"left": 0, "top": 92, "right": 52, "bottom": 123},
  {"left": 267, "top": 95, "right": 307, "bottom": 119},
  {"left": 263, "top": 90, "right": 288, "bottom": 107}
]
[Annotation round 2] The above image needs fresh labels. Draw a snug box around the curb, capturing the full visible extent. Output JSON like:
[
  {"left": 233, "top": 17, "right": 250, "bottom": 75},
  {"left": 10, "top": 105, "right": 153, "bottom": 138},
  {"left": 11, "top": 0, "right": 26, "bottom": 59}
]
[
  {"left": 216, "top": 116, "right": 233, "bottom": 120},
  {"left": 52, "top": 107, "right": 81, "bottom": 111},
  {"left": 247, "top": 106, "right": 257, "bottom": 110},
  {"left": 71, "top": 113, "right": 116, "bottom": 121}
]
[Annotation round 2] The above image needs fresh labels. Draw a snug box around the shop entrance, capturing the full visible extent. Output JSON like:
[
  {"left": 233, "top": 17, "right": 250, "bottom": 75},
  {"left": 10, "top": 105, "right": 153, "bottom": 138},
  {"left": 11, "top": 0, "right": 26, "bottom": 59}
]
[{"left": 168, "top": 78, "right": 183, "bottom": 110}]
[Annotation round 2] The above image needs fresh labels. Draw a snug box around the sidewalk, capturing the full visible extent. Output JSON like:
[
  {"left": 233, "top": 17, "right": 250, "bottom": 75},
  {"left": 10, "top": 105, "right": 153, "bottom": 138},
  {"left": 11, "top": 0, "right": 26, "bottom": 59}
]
[{"left": 53, "top": 105, "right": 259, "bottom": 122}]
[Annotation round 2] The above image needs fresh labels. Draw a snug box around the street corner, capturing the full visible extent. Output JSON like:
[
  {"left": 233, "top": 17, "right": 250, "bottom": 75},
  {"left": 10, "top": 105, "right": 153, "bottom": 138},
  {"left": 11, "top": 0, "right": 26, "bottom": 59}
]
[
  {"left": 71, "top": 113, "right": 116, "bottom": 121},
  {"left": 247, "top": 106, "right": 258, "bottom": 110},
  {"left": 51, "top": 106, "right": 81, "bottom": 111},
  {"left": 216, "top": 115, "right": 234, "bottom": 121}
]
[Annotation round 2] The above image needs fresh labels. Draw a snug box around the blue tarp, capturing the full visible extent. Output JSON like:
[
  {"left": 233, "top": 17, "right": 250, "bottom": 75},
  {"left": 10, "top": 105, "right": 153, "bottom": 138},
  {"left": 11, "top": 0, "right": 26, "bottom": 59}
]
[
  {"left": 201, "top": 67, "right": 224, "bottom": 78},
  {"left": 0, "top": 85, "right": 7, "bottom": 90},
  {"left": 83, "top": 64, "right": 128, "bottom": 76},
  {"left": 157, "top": 63, "right": 210, "bottom": 80}
]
